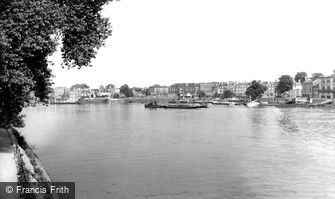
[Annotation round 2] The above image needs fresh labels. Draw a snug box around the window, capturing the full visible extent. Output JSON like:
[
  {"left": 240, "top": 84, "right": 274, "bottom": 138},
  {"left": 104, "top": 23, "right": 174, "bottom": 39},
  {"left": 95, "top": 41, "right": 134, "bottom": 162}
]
[
  {"left": 327, "top": 96, "right": 331, "bottom": 99},
  {"left": 321, "top": 95, "right": 325, "bottom": 98}
]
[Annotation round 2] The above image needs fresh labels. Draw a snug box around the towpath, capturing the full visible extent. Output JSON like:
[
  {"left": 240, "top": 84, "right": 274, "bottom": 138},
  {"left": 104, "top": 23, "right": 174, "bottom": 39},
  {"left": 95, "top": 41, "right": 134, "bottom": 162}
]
[{"left": 0, "top": 128, "right": 18, "bottom": 182}]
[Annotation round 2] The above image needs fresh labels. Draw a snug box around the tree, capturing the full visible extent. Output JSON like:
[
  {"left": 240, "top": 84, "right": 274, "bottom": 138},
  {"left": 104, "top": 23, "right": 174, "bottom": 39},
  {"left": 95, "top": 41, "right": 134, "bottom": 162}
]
[
  {"left": 311, "top": 73, "right": 324, "bottom": 81},
  {"left": 143, "top": 88, "right": 151, "bottom": 96},
  {"left": 196, "top": 90, "right": 206, "bottom": 98},
  {"left": 294, "top": 72, "right": 307, "bottom": 83},
  {"left": 99, "top": 85, "right": 106, "bottom": 92},
  {"left": 106, "top": 84, "right": 115, "bottom": 90},
  {"left": 120, "top": 84, "right": 133, "bottom": 97},
  {"left": 112, "top": 93, "right": 119, "bottom": 98},
  {"left": 275, "top": 75, "right": 293, "bottom": 95},
  {"left": 212, "top": 92, "right": 221, "bottom": 98},
  {"left": 106, "top": 84, "right": 115, "bottom": 93},
  {"left": 245, "top": 80, "right": 267, "bottom": 101},
  {"left": 0, "top": 0, "right": 113, "bottom": 128},
  {"left": 222, "top": 90, "right": 235, "bottom": 99},
  {"left": 70, "top": 83, "right": 90, "bottom": 90},
  {"left": 133, "top": 87, "right": 143, "bottom": 93}
]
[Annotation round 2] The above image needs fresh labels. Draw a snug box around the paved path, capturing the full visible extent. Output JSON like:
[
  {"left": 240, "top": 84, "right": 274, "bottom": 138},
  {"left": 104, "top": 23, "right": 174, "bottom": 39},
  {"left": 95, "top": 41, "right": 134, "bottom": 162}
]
[{"left": 0, "top": 129, "right": 18, "bottom": 182}]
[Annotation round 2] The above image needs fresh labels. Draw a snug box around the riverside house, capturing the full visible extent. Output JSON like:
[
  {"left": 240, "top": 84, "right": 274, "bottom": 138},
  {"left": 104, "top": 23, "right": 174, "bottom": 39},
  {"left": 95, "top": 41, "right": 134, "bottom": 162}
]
[
  {"left": 225, "top": 81, "right": 237, "bottom": 94},
  {"left": 235, "top": 82, "right": 250, "bottom": 97},
  {"left": 199, "top": 82, "right": 216, "bottom": 96},
  {"left": 312, "top": 79, "right": 322, "bottom": 99},
  {"left": 215, "top": 82, "right": 226, "bottom": 94},
  {"left": 69, "top": 90, "right": 82, "bottom": 102},
  {"left": 168, "top": 83, "right": 198, "bottom": 97},
  {"left": 302, "top": 80, "right": 313, "bottom": 98},
  {"left": 262, "top": 81, "right": 277, "bottom": 98},
  {"left": 317, "top": 70, "right": 335, "bottom": 99},
  {"left": 150, "top": 85, "right": 169, "bottom": 95},
  {"left": 53, "top": 87, "right": 70, "bottom": 102},
  {"left": 282, "top": 81, "right": 302, "bottom": 98}
]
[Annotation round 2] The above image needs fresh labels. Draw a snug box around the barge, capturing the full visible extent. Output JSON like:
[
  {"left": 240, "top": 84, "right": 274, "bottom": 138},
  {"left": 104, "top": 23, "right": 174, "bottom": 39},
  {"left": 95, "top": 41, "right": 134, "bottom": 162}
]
[{"left": 145, "top": 102, "right": 208, "bottom": 109}]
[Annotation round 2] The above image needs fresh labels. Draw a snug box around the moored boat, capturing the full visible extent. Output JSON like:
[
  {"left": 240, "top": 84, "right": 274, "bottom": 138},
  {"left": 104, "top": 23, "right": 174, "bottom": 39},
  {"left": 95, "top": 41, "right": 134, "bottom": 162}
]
[
  {"left": 144, "top": 102, "right": 160, "bottom": 108},
  {"left": 161, "top": 103, "right": 208, "bottom": 109},
  {"left": 212, "top": 101, "right": 235, "bottom": 106},
  {"left": 82, "top": 97, "right": 109, "bottom": 104},
  {"left": 50, "top": 101, "right": 82, "bottom": 105},
  {"left": 246, "top": 101, "right": 260, "bottom": 108},
  {"left": 145, "top": 102, "right": 207, "bottom": 109}
]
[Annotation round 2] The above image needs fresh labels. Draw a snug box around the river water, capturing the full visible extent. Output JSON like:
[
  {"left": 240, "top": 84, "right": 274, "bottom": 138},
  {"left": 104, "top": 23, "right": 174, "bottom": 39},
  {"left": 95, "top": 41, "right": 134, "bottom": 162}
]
[{"left": 21, "top": 102, "right": 335, "bottom": 199}]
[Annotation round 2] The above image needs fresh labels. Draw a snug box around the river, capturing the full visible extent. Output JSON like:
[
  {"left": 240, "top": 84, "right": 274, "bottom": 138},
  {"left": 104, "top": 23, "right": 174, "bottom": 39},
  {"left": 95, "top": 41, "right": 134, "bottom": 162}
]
[{"left": 20, "top": 102, "right": 335, "bottom": 199}]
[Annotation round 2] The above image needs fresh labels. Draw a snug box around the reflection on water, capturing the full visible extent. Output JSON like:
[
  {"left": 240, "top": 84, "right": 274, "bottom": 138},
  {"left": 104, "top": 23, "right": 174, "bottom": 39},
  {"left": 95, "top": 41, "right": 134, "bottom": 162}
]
[
  {"left": 276, "top": 108, "right": 300, "bottom": 133},
  {"left": 21, "top": 103, "right": 335, "bottom": 199}
]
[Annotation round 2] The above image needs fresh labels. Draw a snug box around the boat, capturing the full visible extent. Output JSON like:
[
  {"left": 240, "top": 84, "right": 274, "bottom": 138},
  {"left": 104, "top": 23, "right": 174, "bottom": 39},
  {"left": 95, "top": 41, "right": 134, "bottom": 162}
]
[
  {"left": 212, "top": 101, "right": 235, "bottom": 106},
  {"left": 145, "top": 102, "right": 207, "bottom": 109},
  {"left": 145, "top": 102, "right": 160, "bottom": 108},
  {"left": 50, "top": 97, "right": 109, "bottom": 105},
  {"left": 308, "top": 99, "right": 333, "bottom": 107},
  {"left": 82, "top": 97, "right": 109, "bottom": 104},
  {"left": 50, "top": 101, "right": 82, "bottom": 105},
  {"left": 161, "top": 103, "right": 208, "bottom": 109},
  {"left": 246, "top": 101, "right": 260, "bottom": 108}
]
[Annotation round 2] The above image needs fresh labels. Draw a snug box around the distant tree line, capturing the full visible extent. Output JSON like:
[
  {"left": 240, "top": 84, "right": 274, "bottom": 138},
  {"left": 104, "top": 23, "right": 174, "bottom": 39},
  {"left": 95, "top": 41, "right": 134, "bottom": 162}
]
[{"left": 69, "top": 70, "right": 325, "bottom": 102}]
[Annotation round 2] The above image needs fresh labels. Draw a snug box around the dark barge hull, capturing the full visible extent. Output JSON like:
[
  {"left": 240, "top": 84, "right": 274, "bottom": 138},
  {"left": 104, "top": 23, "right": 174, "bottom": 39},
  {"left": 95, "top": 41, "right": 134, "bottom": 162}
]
[
  {"left": 50, "top": 101, "right": 81, "bottom": 105},
  {"left": 145, "top": 103, "right": 208, "bottom": 109},
  {"left": 160, "top": 105, "right": 208, "bottom": 109}
]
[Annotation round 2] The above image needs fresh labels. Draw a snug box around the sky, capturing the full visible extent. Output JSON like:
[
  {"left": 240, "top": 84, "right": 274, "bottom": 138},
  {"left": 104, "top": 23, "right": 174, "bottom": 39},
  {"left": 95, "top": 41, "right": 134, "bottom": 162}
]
[{"left": 50, "top": 0, "right": 335, "bottom": 88}]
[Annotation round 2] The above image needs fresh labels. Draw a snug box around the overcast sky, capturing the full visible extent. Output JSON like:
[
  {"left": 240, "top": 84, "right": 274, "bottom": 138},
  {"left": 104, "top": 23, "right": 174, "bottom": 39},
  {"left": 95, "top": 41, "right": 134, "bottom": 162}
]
[{"left": 50, "top": 0, "right": 335, "bottom": 88}]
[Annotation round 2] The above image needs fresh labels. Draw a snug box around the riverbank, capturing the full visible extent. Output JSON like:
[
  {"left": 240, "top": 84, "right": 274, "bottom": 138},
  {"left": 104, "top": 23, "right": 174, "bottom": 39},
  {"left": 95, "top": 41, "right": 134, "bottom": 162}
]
[
  {"left": 0, "top": 129, "right": 17, "bottom": 182},
  {"left": 0, "top": 128, "right": 55, "bottom": 198}
]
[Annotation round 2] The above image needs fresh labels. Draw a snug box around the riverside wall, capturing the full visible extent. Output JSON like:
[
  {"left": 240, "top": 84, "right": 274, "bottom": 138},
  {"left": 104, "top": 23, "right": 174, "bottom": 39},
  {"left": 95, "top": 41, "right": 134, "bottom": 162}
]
[{"left": 0, "top": 128, "right": 58, "bottom": 199}]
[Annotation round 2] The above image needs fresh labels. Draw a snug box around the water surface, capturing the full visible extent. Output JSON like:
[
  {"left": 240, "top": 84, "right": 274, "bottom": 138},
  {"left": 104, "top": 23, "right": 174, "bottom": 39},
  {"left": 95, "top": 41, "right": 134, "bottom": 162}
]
[{"left": 21, "top": 103, "right": 335, "bottom": 199}]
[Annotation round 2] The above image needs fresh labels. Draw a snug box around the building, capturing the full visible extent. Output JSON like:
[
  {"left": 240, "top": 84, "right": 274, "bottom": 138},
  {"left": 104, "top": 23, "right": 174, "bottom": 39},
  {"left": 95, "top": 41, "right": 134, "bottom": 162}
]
[
  {"left": 149, "top": 85, "right": 160, "bottom": 94},
  {"left": 225, "top": 82, "right": 236, "bottom": 93},
  {"left": 168, "top": 84, "right": 181, "bottom": 96},
  {"left": 153, "top": 87, "right": 169, "bottom": 95},
  {"left": 301, "top": 80, "right": 313, "bottom": 98},
  {"left": 81, "top": 89, "right": 91, "bottom": 99},
  {"left": 168, "top": 83, "right": 198, "bottom": 97},
  {"left": 69, "top": 90, "right": 82, "bottom": 102},
  {"left": 53, "top": 87, "right": 70, "bottom": 102},
  {"left": 215, "top": 82, "right": 226, "bottom": 94},
  {"left": 90, "top": 89, "right": 101, "bottom": 98},
  {"left": 234, "top": 82, "right": 250, "bottom": 97},
  {"left": 317, "top": 70, "right": 335, "bottom": 99},
  {"left": 149, "top": 85, "right": 169, "bottom": 95},
  {"left": 262, "top": 81, "right": 277, "bottom": 98},
  {"left": 312, "top": 79, "right": 321, "bottom": 99},
  {"left": 199, "top": 83, "right": 215, "bottom": 96},
  {"left": 283, "top": 81, "right": 302, "bottom": 98},
  {"left": 106, "top": 85, "right": 116, "bottom": 96}
]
